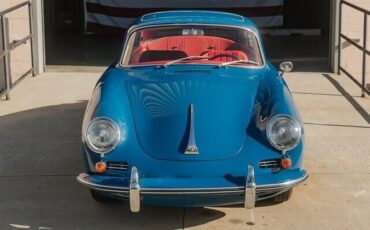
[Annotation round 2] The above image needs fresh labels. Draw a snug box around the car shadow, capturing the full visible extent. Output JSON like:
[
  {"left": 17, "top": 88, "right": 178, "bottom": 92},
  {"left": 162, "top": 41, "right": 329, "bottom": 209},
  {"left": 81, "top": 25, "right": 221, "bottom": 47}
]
[{"left": 0, "top": 101, "right": 227, "bottom": 229}]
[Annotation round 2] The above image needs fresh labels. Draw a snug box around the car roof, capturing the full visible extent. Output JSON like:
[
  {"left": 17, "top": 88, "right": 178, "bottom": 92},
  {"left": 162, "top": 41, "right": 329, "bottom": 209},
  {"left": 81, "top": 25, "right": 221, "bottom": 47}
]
[{"left": 132, "top": 11, "right": 258, "bottom": 32}]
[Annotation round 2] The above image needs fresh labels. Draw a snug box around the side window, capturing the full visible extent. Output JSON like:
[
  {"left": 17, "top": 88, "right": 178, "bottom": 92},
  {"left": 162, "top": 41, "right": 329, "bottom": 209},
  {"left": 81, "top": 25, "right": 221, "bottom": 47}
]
[{"left": 133, "top": 31, "right": 142, "bottom": 48}]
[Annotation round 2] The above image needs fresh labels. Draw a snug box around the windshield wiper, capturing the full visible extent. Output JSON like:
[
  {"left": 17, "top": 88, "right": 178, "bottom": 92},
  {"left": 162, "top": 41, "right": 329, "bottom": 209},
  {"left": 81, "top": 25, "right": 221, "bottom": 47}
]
[
  {"left": 164, "top": 56, "right": 210, "bottom": 67},
  {"left": 218, "top": 60, "right": 259, "bottom": 68}
]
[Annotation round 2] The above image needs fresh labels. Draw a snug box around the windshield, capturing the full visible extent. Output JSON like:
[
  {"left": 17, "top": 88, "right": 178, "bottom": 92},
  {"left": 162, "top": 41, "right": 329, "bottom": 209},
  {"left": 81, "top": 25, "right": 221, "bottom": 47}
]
[{"left": 121, "top": 25, "right": 263, "bottom": 67}]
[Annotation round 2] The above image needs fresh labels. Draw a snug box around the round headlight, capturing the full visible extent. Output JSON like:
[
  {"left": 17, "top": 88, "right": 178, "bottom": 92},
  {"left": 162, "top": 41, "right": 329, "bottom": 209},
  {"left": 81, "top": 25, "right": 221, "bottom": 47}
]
[
  {"left": 267, "top": 115, "right": 301, "bottom": 151},
  {"left": 85, "top": 117, "right": 120, "bottom": 154}
]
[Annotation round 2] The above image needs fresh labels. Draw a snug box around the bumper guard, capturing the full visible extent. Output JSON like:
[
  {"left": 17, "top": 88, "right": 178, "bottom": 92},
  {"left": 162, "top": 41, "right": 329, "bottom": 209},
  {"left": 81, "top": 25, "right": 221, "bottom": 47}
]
[{"left": 77, "top": 165, "right": 308, "bottom": 212}]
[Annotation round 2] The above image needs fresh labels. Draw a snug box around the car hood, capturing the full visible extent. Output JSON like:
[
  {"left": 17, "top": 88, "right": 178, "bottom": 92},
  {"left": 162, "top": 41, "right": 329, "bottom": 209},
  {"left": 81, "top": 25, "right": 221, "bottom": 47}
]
[{"left": 125, "top": 66, "right": 260, "bottom": 161}]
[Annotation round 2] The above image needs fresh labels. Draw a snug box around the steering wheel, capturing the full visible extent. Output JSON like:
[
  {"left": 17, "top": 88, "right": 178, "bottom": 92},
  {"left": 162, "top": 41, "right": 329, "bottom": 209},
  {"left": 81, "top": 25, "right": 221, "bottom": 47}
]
[{"left": 209, "top": 54, "right": 240, "bottom": 61}]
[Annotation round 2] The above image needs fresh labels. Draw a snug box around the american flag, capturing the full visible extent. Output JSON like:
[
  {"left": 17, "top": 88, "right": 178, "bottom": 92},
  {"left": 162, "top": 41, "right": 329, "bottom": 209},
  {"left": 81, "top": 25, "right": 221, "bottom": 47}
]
[{"left": 84, "top": 0, "right": 284, "bottom": 34}]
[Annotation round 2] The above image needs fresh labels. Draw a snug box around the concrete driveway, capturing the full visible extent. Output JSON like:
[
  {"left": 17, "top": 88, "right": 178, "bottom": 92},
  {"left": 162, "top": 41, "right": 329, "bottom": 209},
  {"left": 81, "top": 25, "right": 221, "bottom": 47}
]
[{"left": 0, "top": 71, "right": 369, "bottom": 229}]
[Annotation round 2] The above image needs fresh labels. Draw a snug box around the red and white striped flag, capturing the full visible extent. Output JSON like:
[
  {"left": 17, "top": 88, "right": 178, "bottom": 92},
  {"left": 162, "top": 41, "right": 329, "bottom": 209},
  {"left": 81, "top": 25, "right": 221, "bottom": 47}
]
[{"left": 84, "top": 0, "right": 284, "bottom": 34}]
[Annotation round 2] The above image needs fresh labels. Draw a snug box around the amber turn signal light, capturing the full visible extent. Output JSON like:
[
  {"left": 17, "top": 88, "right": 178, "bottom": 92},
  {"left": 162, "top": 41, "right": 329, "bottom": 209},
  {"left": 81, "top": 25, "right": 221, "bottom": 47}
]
[
  {"left": 95, "top": 161, "right": 107, "bottom": 173},
  {"left": 280, "top": 157, "right": 291, "bottom": 169}
]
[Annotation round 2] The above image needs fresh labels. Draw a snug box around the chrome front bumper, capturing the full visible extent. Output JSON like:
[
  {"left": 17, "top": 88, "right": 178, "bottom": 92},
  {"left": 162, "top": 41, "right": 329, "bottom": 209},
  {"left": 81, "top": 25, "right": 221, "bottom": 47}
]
[{"left": 77, "top": 165, "right": 308, "bottom": 212}]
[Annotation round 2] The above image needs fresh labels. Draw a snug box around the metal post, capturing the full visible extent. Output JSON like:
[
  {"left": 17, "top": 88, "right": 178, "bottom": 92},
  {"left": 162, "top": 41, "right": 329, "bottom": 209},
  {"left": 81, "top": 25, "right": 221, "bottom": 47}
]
[
  {"left": 1, "top": 16, "right": 10, "bottom": 100},
  {"left": 338, "top": 0, "right": 343, "bottom": 74},
  {"left": 27, "top": 1, "right": 35, "bottom": 76},
  {"left": 361, "top": 14, "right": 367, "bottom": 97}
]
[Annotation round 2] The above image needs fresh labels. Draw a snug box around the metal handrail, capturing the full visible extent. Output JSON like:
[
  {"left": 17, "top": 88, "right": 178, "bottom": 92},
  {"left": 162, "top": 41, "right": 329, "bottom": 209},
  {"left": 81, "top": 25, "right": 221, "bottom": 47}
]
[
  {"left": 0, "top": 0, "right": 34, "bottom": 100},
  {"left": 0, "top": 1, "right": 30, "bottom": 16},
  {"left": 341, "top": 1, "right": 370, "bottom": 15},
  {"left": 338, "top": 0, "right": 370, "bottom": 97}
]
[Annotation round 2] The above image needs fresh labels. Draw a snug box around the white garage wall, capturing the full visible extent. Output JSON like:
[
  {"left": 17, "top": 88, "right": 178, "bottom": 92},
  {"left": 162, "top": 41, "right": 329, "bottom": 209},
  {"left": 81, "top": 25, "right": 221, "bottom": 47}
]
[
  {"left": 340, "top": 0, "right": 370, "bottom": 83},
  {"left": 0, "top": 0, "right": 44, "bottom": 83},
  {"left": 0, "top": 0, "right": 31, "bottom": 83}
]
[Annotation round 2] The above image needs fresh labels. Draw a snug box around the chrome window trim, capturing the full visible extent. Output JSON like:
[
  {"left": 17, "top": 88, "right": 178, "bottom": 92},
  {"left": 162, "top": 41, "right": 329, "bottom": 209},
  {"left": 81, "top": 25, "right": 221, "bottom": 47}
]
[{"left": 116, "top": 23, "right": 266, "bottom": 69}]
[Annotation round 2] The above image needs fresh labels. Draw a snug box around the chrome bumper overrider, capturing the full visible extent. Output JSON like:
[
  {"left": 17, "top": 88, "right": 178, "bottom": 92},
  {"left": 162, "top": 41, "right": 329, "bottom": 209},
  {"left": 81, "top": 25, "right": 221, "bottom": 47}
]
[
  {"left": 245, "top": 165, "right": 256, "bottom": 209},
  {"left": 129, "top": 166, "right": 140, "bottom": 212},
  {"left": 77, "top": 166, "right": 308, "bottom": 212}
]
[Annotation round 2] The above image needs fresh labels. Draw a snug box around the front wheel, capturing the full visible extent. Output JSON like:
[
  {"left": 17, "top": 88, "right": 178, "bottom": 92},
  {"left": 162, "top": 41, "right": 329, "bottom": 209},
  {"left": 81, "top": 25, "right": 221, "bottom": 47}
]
[
  {"left": 90, "top": 189, "right": 111, "bottom": 202},
  {"left": 271, "top": 188, "right": 293, "bottom": 203}
]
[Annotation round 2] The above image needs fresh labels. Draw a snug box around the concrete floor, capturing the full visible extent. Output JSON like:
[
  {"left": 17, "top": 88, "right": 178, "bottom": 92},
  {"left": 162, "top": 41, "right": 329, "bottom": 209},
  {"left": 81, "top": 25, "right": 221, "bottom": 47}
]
[{"left": 0, "top": 71, "right": 369, "bottom": 230}]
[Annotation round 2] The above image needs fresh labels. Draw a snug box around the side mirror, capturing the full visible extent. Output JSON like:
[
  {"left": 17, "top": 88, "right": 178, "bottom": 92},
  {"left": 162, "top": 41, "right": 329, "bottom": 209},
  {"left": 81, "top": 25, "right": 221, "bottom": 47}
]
[{"left": 278, "top": 61, "right": 293, "bottom": 76}]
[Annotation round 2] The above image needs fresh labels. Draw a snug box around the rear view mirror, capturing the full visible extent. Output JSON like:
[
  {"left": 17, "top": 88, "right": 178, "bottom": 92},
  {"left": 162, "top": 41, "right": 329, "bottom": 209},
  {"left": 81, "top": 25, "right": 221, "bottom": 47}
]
[{"left": 278, "top": 61, "right": 293, "bottom": 76}]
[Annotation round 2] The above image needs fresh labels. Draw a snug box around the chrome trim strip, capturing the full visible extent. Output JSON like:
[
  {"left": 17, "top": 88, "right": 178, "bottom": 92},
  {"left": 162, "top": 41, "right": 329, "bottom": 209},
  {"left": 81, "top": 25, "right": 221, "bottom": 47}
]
[
  {"left": 185, "top": 104, "right": 199, "bottom": 154},
  {"left": 107, "top": 163, "right": 129, "bottom": 170},
  {"left": 257, "top": 175, "right": 307, "bottom": 190},
  {"left": 108, "top": 166, "right": 128, "bottom": 170},
  {"left": 129, "top": 166, "right": 141, "bottom": 212},
  {"left": 77, "top": 173, "right": 308, "bottom": 195},
  {"left": 258, "top": 160, "right": 279, "bottom": 168},
  {"left": 141, "top": 188, "right": 244, "bottom": 195},
  {"left": 86, "top": 186, "right": 128, "bottom": 194},
  {"left": 259, "top": 164, "right": 278, "bottom": 167},
  {"left": 245, "top": 165, "right": 256, "bottom": 209},
  {"left": 108, "top": 163, "right": 128, "bottom": 166},
  {"left": 77, "top": 173, "right": 128, "bottom": 191},
  {"left": 257, "top": 188, "right": 290, "bottom": 200},
  {"left": 141, "top": 187, "right": 243, "bottom": 191},
  {"left": 260, "top": 160, "right": 278, "bottom": 164}
]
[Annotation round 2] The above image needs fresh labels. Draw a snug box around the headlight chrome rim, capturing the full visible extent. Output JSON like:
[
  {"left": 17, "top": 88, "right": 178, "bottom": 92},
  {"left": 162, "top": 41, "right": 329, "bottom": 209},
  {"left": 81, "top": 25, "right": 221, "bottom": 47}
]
[
  {"left": 85, "top": 117, "right": 121, "bottom": 154},
  {"left": 266, "top": 115, "right": 302, "bottom": 151}
]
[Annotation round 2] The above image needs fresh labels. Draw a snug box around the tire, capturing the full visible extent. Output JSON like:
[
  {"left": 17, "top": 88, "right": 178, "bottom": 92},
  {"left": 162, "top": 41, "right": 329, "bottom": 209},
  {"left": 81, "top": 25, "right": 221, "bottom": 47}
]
[
  {"left": 90, "top": 189, "right": 111, "bottom": 202},
  {"left": 271, "top": 188, "right": 293, "bottom": 204}
]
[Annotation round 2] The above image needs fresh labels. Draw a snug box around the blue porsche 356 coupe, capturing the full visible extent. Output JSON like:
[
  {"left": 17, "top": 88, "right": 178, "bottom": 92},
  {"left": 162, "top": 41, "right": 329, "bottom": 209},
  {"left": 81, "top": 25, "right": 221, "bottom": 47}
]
[{"left": 77, "top": 11, "right": 307, "bottom": 212}]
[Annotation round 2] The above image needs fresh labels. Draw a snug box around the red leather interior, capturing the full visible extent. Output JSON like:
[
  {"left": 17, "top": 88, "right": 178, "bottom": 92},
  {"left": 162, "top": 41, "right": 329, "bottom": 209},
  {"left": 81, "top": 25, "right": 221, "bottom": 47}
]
[{"left": 130, "top": 35, "right": 248, "bottom": 64}]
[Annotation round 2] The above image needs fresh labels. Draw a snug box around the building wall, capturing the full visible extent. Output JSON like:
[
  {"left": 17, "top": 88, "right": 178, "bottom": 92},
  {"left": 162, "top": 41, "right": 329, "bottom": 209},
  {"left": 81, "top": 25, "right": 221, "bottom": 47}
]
[
  {"left": 0, "top": 0, "right": 32, "bottom": 84},
  {"left": 340, "top": 0, "right": 370, "bottom": 85}
]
